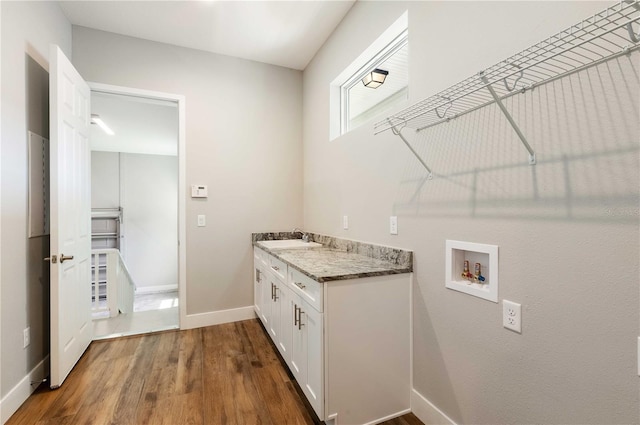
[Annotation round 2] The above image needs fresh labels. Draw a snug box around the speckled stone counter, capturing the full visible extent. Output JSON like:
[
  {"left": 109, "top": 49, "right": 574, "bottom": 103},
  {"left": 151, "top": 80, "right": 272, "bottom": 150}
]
[{"left": 252, "top": 232, "right": 412, "bottom": 282}]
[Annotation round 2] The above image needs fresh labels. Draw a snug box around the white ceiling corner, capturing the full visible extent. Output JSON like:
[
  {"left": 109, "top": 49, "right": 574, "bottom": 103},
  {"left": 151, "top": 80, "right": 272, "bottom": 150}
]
[{"left": 58, "top": 0, "right": 356, "bottom": 71}]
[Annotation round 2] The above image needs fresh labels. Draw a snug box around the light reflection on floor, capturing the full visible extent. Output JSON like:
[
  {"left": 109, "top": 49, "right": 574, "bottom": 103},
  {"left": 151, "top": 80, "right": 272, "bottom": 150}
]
[{"left": 93, "top": 290, "right": 179, "bottom": 340}]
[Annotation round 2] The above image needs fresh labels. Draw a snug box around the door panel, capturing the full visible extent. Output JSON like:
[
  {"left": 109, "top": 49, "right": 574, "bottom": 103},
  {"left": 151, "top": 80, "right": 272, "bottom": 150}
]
[{"left": 49, "top": 44, "right": 92, "bottom": 388}]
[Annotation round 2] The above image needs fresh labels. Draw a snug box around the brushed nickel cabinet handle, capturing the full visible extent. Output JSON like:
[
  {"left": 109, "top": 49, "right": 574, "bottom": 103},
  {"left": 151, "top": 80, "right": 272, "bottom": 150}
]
[
  {"left": 297, "top": 308, "right": 304, "bottom": 330},
  {"left": 294, "top": 304, "right": 299, "bottom": 326},
  {"left": 272, "top": 265, "right": 280, "bottom": 271},
  {"left": 294, "top": 281, "right": 306, "bottom": 290}
]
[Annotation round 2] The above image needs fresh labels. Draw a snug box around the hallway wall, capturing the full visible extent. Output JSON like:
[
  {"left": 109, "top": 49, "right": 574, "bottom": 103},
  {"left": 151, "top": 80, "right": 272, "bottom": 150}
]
[{"left": 92, "top": 151, "right": 178, "bottom": 292}]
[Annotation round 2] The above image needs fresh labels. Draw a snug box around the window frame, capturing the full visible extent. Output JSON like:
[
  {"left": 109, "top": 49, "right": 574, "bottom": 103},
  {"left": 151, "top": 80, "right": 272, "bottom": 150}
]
[{"left": 340, "top": 29, "right": 409, "bottom": 135}]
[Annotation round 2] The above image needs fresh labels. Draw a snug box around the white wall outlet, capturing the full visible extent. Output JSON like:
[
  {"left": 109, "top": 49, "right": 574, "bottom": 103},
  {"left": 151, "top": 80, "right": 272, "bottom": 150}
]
[
  {"left": 503, "top": 300, "right": 521, "bottom": 333},
  {"left": 390, "top": 216, "right": 398, "bottom": 235},
  {"left": 343, "top": 215, "right": 348, "bottom": 230},
  {"left": 197, "top": 215, "right": 206, "bottom": 227},
  {"left": 23, "top": 327, "right": 31, "bottom": 348}
]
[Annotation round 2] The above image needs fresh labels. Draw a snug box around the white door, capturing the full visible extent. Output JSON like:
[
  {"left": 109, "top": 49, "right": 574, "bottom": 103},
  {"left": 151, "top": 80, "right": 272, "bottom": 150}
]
[{"left": 49, "top": 44, "right": 92, "bottom": 388}]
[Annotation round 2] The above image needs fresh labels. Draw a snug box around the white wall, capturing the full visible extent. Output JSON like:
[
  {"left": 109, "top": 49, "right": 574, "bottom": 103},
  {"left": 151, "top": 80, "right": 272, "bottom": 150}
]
[
  {"left": 91, "top": 151, "right": 119, "bottom": 209},
  {"left": 92, "top": 151, "right": 178, "bottom": 291},
  {"left": 121, "top": 153, "right": 178, "bottom": 291},
  {"left": 303, "top": 1, "right": 639, "bottom": 424},
  {"left": 73, "top": 27, "right": 303, "bottom": 316},
  {"left": 0, "top": 0, "right": 71, "bottom": 417}
]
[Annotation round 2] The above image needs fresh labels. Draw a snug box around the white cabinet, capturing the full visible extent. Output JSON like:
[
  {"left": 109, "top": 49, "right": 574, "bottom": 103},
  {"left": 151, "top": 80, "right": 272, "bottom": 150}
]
[
  {"left": 289, "top": 292, "right": 323, "bottom": 418},
  {"left": 267, "top": 271, "right": 291, "bottom": 362},
  {"left": 289, "top": 292, "right": 307, "bottom": 382},
  {"left": 252, "top": 245, "right": 410, "bottom": 424},
  {"left": 253, "top": 249, "right": 265, "bottom": 319}
]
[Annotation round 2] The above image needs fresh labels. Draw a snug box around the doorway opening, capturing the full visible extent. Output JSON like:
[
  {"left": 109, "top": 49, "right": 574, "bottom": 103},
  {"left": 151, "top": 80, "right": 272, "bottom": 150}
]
[{"left": 88, "top": 84, "right": 186, "bottom": 339}]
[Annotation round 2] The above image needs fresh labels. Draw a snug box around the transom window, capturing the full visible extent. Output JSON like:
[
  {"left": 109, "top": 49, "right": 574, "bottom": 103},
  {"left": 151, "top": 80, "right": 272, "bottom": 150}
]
[{"left": 341, "top": 31, "right": 408, "bottom": 133}]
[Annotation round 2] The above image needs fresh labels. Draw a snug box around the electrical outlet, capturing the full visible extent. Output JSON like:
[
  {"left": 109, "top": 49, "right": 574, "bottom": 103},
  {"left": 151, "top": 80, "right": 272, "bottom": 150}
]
[
  {"left": 197, "top": 215, "right": 206, "bottom": 227},
  {"left": 502, "top": 300, "right": 521, "bottom": 333},
  {"left": 390, "top": 216, "right": 398, "bottom": 235},
  {"left": 23, "top": 327, "right": 31, "bottom": 348},
  {"left": 343, "top": 215, "right": 348, "bottom": 230}
]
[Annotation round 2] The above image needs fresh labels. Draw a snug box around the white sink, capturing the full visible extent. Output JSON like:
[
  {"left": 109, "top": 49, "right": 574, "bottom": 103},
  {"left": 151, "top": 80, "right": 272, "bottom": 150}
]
[{"left": 258, "top": 239, "right": 322, "bottom": 250}]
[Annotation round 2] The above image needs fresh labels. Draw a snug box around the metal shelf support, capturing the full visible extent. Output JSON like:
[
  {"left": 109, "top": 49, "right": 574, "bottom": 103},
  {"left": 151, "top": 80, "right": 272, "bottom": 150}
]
[
  {"left": 389, "top": 120, "right": 433, "bottom": 179},
  {"left": 479, "top": 72, "right": 536, "bottom": 165}
]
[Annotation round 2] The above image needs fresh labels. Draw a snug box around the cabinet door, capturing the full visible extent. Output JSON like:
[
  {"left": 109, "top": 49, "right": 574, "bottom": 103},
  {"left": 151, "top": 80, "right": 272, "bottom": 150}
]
[
  {"left": 289, "top": 293, "right": 307, "bottom": 384},
  {"left": 277, "top": 283, "right": 292, "bottom": 363},
  {"left": 253, "top": 263, "right": 263, "bottom": 317},
  {"left": 301, "top": 302, "right": 324, "bottom": 419},
  {"left": 268, "top": 276, "right": 281, "bottom": 344},
  {"left": 305, "top": 304, "right": 323, "bottom": 416},
  {"left": 260, "top": 272, "right": 273, "bottom": 327}
]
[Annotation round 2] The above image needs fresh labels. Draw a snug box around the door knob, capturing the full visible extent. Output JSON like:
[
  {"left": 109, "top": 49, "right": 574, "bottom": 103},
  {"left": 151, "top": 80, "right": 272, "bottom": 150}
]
[
  {"left": 44, "top": 255, "right": 58, "bottom": 263},
  {"left": 59, "top": 254, "right": 74, "bottom": 263}
]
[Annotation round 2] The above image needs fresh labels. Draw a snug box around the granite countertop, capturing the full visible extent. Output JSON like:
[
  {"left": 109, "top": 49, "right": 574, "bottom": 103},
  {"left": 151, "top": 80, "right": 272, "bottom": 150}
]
[{"left": 252, "top": 232, "right": 412, "bottom": 283}]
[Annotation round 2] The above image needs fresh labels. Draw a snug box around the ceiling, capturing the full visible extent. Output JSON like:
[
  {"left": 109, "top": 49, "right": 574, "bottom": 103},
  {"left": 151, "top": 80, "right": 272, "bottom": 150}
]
[
  {"left": 91, "top": 92, "right": 178, "bottom": 156},
  {"left": 59, "top": 0, "right": 356, "bottom": 71}
]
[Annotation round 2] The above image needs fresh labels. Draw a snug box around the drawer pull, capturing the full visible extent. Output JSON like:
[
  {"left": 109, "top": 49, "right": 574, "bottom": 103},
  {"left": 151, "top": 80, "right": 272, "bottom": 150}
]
[
  {"left": 271, "top": 283, "right": 275, "bottom": 300},
  {"left": 294, "top": 281, "right": 306, "bottom": 290},
  {"left": 256, "top": 269, "right": 261, "bottom": 283},
  {"left": 294, "top": 304, "right": 299, "bottom": 326},
  {"left": 297, "top": 308, "right": 304, "bottom": 330},
  {"left": 272, "top": 265, "right": 280, "bottom": 271}
]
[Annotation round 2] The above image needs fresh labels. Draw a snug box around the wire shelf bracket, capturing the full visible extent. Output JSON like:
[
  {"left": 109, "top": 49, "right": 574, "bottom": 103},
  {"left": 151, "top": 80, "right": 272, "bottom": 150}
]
[
  {"left": 389, "top": 119, "right": 433, "bottom": 179},
  {"left": 376, "top": 0, "right": 640, "bottom": 177},
  {"left": 479, "top": 71, "right": 536, "bottom": 165}
]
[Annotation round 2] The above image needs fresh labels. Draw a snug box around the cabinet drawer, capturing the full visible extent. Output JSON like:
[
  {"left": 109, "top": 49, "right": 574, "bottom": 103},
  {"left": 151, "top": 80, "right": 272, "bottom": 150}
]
[
  {"left": 288, "top": 268, "right": 323, "bottom": 312},
  {"left": 268, "top": 255, "right": 287, "bottom": 281},
  {"left": 254, "top": 247, "right": 268, "bottom": 266}
]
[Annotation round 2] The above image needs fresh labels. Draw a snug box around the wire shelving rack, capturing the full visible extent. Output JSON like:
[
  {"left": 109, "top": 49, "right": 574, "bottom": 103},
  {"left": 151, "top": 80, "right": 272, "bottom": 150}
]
[{"left": 374, "top": 0, "right": 640, "bottom": 177}]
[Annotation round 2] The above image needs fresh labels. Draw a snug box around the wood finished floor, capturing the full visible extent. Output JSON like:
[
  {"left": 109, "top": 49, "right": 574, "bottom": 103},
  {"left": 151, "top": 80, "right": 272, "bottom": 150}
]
[{"left": 7, "top": 319, "right": 423, "bottom": 425}]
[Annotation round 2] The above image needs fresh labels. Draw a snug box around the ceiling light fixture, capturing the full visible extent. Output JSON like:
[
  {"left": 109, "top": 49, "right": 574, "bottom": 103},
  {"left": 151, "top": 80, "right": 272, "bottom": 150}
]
[
  {"left": 91, "top": 114, "right": 114, "bottom": 136},
  {"left": 362, "top": 68, "right": 389, "bottom": 89}
]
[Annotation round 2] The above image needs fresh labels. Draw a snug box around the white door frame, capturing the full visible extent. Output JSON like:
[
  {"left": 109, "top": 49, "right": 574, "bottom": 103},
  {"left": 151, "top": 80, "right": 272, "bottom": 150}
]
[{"left": 88, "top": 82, "right": 186, "bottom": 329}]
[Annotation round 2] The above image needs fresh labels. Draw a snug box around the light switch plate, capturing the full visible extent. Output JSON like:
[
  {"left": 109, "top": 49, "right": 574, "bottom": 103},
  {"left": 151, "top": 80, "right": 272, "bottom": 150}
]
[
  {"left": 390, "top": 216, "right": 398, "bottom": 235},
  {"left": 197, "top": 215, "right": 206, "bottom": 227}
]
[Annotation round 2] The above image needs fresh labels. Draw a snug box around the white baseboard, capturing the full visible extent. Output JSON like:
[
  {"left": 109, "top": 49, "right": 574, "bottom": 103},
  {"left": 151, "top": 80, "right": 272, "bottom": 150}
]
[
  {"left": 181, "top": 306, "right": 255, "bottom": 330},
  {"left": 1, "top": 355, "right": 49, "bottom": 424},
  {"left": 135, "top": 284, "right": 178, "bottom": 295},
  {"left": 364, "top": 408, "right": 412, "bottom": 425},
  {"left": 411, "top": 388, "right": 457, "bottom": 425}
]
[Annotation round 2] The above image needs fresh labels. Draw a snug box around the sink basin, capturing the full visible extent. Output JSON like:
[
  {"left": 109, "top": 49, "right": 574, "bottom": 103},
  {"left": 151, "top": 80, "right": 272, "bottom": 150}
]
[{"left": 258, "top": 239, "right": 322, "bottom": 250}]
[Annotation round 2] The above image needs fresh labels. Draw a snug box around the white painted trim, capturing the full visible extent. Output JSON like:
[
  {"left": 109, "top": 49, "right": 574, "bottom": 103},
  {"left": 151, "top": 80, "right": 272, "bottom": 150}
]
[
  {"left": 135, "top": 284, "right": 178, "bottom": 295},
  {"left": 363, "top": 409, "right": 412, "bottom": 425},
  {"left": 0, "top": 355, "right": 49, "bottom": 424},
  {"left": 180, "top": 306, "right": 255, "bottom": 330},
  {"left": 0, "top": 2, "right": 3, "bottom": 421},
  {"left": 411, "top": 389, "right": 457, "bottom": 425},
  {"left": 87, "top": 82, "right": 186, "bottom": 332}
]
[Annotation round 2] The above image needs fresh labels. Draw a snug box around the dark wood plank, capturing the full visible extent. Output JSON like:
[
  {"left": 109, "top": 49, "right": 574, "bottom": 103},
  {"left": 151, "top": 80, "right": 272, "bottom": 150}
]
[{"left": 6, "top": 319, "right": 423, "bottom": 425}]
